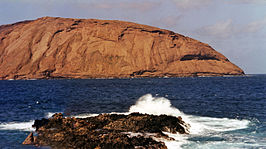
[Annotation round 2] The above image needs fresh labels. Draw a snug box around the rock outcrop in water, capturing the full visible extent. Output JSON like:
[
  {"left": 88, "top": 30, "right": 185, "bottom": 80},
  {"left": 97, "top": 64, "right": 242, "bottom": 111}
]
[
  {"left": 0, "top": 17, "right": 244, "bottom": 80},
  {"left": 23, "top": 113, "right": 190, "bottom": 149}
]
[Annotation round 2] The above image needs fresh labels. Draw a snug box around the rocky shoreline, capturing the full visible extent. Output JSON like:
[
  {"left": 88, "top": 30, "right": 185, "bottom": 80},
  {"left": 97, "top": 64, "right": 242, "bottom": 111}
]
[{"left": 23, "top": 113, "right": 190, "bottom": 149}]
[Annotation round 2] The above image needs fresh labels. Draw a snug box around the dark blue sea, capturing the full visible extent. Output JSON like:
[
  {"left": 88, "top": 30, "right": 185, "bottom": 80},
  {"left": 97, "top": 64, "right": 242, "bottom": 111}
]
[{"left": 0, "top": 75, "right": 265, "bottom": 148}]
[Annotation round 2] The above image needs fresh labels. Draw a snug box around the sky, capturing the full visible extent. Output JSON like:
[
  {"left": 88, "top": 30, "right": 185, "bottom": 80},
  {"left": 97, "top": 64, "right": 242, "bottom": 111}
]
[{"left": 0, "top": 0, "right": 265, "bottom": 74}]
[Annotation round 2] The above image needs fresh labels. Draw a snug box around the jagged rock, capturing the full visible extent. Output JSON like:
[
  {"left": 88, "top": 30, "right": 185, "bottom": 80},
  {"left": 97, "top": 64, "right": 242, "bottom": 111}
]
[
  {"left": 22, "top": 132, "right": 35, "bottom": 145},
  {"left": 23, "top": 113, "right": 190, "bottom": 149},
  {"left": 0, "top": 17, "right": 244, "bottom": 80}
]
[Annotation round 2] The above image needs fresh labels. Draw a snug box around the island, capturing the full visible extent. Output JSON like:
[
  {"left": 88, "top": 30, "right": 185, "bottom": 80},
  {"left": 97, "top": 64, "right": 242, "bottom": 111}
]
[{"left": 0, "top": 17, "right": 244, "bottom": 80}]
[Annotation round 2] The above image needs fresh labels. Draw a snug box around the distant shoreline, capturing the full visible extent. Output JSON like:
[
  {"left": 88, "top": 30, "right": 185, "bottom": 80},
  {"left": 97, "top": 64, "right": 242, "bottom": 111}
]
[{"left": 1, "top": 74, "right": 251, "bottom": 81}]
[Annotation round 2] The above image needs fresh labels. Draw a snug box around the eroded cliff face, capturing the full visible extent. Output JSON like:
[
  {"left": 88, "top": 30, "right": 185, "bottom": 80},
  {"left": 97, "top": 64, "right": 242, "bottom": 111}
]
[{"left": 0, "top": 17, "right": 244, "bottom": 80}]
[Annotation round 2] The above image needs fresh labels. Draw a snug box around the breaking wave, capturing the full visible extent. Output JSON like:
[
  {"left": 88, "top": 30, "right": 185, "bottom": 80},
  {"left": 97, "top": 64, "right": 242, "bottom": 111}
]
[
  {"left": 129, "top": 94, "right": 249, "bottom": 133},
  {"left": 0, "top": 121, "right": 35, "bottom": 132},
  {"left": 0, "top": 112, "right": 61, "bottom": 132},
  {"left": 128, "top": 94, "right": 250, "bottom": 148}
]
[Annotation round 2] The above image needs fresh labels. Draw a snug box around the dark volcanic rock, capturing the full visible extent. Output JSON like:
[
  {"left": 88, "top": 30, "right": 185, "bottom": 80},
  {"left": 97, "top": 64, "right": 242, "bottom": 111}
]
[
  {"left": 0, "top": 17, "right": 244, "bottom": 80},
  {"left": 22, "top": 132, "right": 35, "bottom": 145},
  {"left": 24, "top": 113, "right": 190, "bottom": 149}
]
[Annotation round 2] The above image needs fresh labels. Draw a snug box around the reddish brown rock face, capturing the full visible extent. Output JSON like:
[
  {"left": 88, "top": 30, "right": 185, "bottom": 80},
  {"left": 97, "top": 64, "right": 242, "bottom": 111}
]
[{"left": 0, "top": 17, "right": 244, "bottom": 80}]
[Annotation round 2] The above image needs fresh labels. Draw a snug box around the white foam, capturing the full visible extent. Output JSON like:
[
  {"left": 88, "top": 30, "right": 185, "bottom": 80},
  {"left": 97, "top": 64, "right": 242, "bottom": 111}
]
[
  {"left": 72, "top": 113, "right": 99, "bottom": 118},
  {"left": 129, "top": 94, "right": 250, "bottom": 133},
  {"left": 128, "top": 94, "right": 251, "bottom": 148},
  {"left": 71, "top": 112, "right": 130, "bottom": 118},
  {"left": 121, "top": 132, "right": 157, "bottom": 138},
  {"left": 45, "top": 112, "right": 63, "bottom": 118},
  {"left": 163, "top": 132, "right": 189, "bottom": 149},
  {"left": 187, "top": 116, "right": 250, "bottom": 132},
  {"left": 129, "top": 94, "right": 185, "bottom": 117},
  {"left": 0, "top": 121, "right": 35, "bottom": 131},
  {"left": 0, "top": 112, "right": 62, "bottom": 132}
]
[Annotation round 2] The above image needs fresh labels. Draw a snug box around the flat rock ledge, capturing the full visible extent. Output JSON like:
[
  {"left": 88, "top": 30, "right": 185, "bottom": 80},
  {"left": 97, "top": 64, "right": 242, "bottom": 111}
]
[{"left": 23, "top": 113, "right": 190, "bottom": 149}]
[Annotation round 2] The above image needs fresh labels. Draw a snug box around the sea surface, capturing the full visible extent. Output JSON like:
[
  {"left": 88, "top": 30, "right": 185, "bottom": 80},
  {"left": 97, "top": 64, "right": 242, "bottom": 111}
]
[{"left": 0, "top": 75, "right": 265, "bottom": 149}]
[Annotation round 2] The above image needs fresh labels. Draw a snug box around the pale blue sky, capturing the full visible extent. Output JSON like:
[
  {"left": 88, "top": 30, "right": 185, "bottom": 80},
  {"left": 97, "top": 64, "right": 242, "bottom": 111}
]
[{"left": 0, "top": 0, "right": 265, "bottom": 74}]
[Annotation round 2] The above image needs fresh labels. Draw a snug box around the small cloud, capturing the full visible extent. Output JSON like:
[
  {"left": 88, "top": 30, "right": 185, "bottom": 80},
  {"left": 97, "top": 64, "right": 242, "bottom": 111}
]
[
  {"left": 195, "top": 19, "right": 235, "bottom": 38},
  {"left": 91, "top": 3, "right": 112, "bottom": 9},
  {"left": 194, "top": 17, "right": 266, "bottom": 40},
  {"left": 226, "top": 0, "right": 266, "bottom": 4},
  {"left": 151, "top": 15, "right": 183, "bottom": 29},
  {"left": 89, "top": 1, "right": 160, "bottom": 12},
  {"left": 243, "top": 17, "right": 266, "bottom": 33},
  {"left": 171, "top": 0, "right": 212, "bottom": 9}
]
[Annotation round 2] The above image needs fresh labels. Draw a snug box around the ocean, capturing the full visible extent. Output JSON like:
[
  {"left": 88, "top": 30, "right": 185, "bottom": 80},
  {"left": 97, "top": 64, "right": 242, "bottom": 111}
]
[{"left": 0, "top": 75, "right": 265, "bottom": 149}]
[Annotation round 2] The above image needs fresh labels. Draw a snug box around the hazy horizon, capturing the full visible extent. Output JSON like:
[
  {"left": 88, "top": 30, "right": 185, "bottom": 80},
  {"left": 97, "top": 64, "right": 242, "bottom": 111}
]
[{"left": 1, "top": 0, "right": 265, "bottom": 74}]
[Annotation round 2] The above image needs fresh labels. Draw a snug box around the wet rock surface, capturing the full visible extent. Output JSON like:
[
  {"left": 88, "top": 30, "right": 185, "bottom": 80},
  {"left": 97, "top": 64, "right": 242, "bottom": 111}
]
[
  {"left": 0, "top": 17, "right": 244, "bottom": 80},
  {"left": 22, "top": 132, "right": 36, "bottom": 145},
  {"left": 23, "top": 113, "right": 190, "bottom": 149}
]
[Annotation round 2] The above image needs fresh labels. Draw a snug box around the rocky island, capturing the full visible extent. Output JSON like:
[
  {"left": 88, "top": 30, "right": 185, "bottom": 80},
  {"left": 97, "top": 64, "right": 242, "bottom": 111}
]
[
  {"left": 0, "top": 17, "right": 244, "bottom": 80},
  {"left": 23, "top": 113, "right": 190, "bottom": 148}
]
